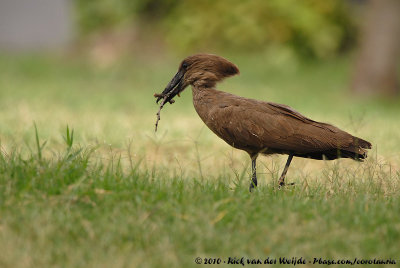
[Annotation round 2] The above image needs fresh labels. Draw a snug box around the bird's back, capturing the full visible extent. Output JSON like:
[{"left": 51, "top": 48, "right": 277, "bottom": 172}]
[{"left": 192, "top": 88, "right": 371, "bottom": 160}]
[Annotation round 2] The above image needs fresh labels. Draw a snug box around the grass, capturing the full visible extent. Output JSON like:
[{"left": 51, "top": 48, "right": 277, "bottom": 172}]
[{"left": 0, "top": 53, "right": 399, "bottom": 267}]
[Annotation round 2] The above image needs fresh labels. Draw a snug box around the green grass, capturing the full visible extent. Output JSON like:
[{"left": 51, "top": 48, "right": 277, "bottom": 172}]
[{"left": 0, "top": 53, "right": 399, "bottom": 267}]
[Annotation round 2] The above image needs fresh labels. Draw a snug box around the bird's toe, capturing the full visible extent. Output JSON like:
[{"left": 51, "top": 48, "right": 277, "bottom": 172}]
[{"left": 278, "top": 181, "right": 295, "bottom": 189}]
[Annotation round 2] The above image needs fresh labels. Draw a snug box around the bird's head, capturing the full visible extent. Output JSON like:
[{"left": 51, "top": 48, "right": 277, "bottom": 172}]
[{"left": 155, "top": 54, "right": 239, "bottom": 103}]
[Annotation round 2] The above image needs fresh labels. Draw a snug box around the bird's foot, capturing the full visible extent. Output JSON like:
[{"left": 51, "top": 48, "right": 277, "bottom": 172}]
[
  {"left": 249, "top": 181, "right": 257, "bottom": 192},
  {"left": 278, "top": 181, "right": 295, "bottom": 189}
]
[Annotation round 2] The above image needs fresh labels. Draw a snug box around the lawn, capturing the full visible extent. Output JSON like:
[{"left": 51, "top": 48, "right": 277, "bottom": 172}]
[{"left": 0, "top": 53, "right": 399, "bottom": 267}]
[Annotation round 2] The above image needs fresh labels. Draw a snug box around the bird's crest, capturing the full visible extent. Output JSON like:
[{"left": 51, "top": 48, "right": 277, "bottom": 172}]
[{"left": 182, "top": 54, "right": 239, "bottom": 87}]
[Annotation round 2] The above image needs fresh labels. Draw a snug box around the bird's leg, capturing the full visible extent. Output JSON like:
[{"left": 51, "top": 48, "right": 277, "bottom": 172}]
[
  {"left": 249, "top": 155, "right": 258, "bottom": 192},
  {"left": 278, "top": 154, "right": 294, "bottom": 187}
]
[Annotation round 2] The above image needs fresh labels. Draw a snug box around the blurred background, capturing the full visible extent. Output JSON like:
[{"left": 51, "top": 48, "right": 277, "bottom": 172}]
[
  {"left": 0, "top": 0, "right": 399, "bottom": 175},
  {"left": 2, "top": 2, "right": 400, "bottom": 266},
  {"left": 1, "top": 0, "right": 399, "bottom": 93}
]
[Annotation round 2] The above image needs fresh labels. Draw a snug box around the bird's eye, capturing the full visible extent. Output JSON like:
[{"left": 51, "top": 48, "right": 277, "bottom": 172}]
[{"left": 182, "top": 62, "right": 188, "bottom": 69}]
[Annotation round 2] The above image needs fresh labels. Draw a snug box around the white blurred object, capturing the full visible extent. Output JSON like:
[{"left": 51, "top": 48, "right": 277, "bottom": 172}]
[{"left": 0, "top": 0, "right": 73, "bottom": 51}]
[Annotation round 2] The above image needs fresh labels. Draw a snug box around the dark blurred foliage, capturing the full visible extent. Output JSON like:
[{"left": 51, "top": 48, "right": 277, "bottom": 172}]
[{"left": 75, "top": 0, "right": 357, "bottom": 59}]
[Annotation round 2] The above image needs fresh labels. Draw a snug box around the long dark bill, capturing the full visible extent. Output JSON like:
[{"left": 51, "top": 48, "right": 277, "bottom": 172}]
[{"left": 156, "top": 70, "right": 184, "bottom": 104}]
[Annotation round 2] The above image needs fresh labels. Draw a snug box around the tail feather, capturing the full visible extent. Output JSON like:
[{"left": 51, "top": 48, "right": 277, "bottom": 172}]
[
  {"left": 353, "top": 136, "right": 372, "bottom": 149},
  {"left": 295, "top": 135, "right": 371, "bottom": 161},
  {"left": 339, "top": 136, "right": 371, "bottom": 161}
]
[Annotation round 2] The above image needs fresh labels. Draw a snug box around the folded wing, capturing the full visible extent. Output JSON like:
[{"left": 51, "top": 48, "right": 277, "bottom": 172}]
[{"left": 209, "top": 93, "right": 371, "bottom": 160}]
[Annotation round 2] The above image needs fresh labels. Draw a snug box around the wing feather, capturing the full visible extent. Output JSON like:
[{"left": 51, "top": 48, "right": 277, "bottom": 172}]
[{"left": 206, "top": 93, "right": 356, "bottom": 155}]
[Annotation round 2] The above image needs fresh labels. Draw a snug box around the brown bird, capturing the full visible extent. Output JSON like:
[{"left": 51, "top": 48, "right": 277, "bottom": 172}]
[{"left": 155, "top": 54, "right": 371, "bottom": 191}]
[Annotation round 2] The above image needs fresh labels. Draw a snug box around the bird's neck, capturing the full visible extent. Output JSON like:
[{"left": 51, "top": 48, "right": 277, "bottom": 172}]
[
  {"left": 191, "top": 85, "right": 222, "bottom": 120},
  {"left": 192, "top": 85, "right": 219, "bottom": 103},
  {"left": 192, "top": 85, "right": 218, "bottom": 127}
]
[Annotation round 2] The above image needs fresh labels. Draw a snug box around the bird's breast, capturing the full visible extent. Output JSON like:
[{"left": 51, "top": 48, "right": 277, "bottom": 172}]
[
  {"left": 192, "top": 88, "right": 223, "bottom": 127},
  {"left": 191, "top": 88, "right": 257, "bottom": 153}
]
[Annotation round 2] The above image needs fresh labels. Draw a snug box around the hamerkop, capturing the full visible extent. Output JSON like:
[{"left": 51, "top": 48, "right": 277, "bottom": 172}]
[{"left": 155, "top": 54, "right": 371, "bottom": 191}]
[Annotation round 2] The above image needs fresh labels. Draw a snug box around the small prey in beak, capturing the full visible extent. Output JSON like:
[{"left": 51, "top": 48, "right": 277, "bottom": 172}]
[
  {"left": 153, "top": 93, "right": 175, "bottom": 132},
  {"left": 153, "top": 69, "right": 185, "bottom": 132}
]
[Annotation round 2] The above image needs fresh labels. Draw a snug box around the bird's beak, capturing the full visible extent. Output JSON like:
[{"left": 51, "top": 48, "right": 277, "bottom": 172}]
[{"left": 155, "top": 69, "right": 185, "bottom": 104}]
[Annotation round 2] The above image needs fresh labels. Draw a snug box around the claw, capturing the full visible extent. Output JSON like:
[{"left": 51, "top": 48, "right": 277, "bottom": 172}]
[{"left": 278, "top": 182, "right": 295, "bottom": 189}]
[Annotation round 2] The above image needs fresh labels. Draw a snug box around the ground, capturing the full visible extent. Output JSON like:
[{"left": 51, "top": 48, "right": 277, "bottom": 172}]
[{"left": 0, "top": 53, "right": 399, "bottom": 267}]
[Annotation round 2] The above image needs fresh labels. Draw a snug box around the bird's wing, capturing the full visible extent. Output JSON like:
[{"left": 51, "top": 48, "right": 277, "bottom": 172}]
[{"left": 210, "top": 96, "right": 355, "bottom": 154}]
